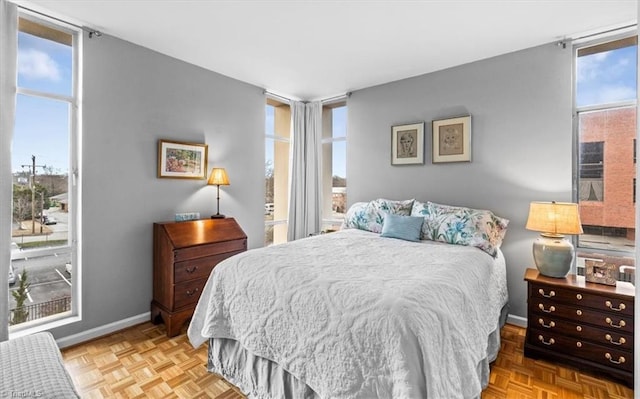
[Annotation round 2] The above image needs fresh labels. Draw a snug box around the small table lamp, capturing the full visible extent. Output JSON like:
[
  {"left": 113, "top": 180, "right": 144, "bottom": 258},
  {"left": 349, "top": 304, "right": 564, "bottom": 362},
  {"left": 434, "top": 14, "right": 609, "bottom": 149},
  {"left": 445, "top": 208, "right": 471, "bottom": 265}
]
[
  {"left": 208, "top": 168, "right": 230, "bottom": 219},
  {"left": 526, "top": 201, "right": 583, "bottom": 278}
]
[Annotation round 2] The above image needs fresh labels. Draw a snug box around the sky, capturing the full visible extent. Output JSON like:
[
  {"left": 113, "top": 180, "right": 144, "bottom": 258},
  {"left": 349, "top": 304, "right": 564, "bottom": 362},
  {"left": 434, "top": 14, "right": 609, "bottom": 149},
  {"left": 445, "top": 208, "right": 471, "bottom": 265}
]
[{"left": 12, "top": 28, "right": 637, "bottom": 177}]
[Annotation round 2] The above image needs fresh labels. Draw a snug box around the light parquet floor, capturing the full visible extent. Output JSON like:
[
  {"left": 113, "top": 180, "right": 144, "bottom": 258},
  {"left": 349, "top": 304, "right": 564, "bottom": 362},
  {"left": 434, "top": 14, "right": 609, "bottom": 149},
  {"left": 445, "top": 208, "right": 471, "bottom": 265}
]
[{"left": 60, "top": 322, "right": 634, "bottom": 398}]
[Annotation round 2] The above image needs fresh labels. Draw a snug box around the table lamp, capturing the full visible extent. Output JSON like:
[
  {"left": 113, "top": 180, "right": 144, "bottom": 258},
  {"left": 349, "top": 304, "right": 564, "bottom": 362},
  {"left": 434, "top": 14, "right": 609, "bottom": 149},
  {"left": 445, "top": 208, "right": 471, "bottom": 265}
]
[
  {"left": 525, "top": 201, "right": 583, "bottom": 278},
  {"left": 208, "top": 168, "right": 230, "bottom": 219}
]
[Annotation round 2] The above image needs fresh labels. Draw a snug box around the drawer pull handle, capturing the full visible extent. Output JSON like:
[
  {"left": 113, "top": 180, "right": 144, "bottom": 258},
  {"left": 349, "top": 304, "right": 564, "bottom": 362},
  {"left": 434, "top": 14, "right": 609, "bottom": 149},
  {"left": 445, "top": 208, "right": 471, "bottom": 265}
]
[
  {"left": 538, "top": 289, "right": 555, "bottom": 298},
  {"left": 538, "top": 335, "right": 555, "bottom": 346},
  {"left": 576, "top": 326, "right": 582, "bottom": 332},
  {"left": 605, "top": 317, "right": 626, "bottom": 329},
  {"left": 605, "top": 353, "right": 625, "bottom": 365},
  {"left": 576, "top": 310, "right": 582, "bottom": 316},
  {"left": 576, "top": 294, "right": 583, "bottom": 300},
  {"left": 538, "top": 304, "right": 555, "bottom": 313},
  {"left": 605, "top": 334, "right": 626, "bottom": 345},
  {"left": 186, "top": 288, "right": 199, "bottom": 296},
  {"left": 185, "top": 266, "right": 198, "bottom": 274},
  {"left": 576, "top": 342, "right": 582, "bottom": 348},
  {"left": 605, "top": 300, "right": 626, "bottom": 312},
  {"left": 538, "top": 318, "right": 555, "bottom": 328}
]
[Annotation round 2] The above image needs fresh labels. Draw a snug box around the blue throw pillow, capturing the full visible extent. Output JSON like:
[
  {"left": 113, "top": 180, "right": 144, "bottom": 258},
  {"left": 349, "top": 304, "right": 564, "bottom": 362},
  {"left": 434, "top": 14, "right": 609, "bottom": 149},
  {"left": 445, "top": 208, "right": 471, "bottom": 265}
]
[{"left": 380, "top": 214, "right": 424, "bottom": 242}]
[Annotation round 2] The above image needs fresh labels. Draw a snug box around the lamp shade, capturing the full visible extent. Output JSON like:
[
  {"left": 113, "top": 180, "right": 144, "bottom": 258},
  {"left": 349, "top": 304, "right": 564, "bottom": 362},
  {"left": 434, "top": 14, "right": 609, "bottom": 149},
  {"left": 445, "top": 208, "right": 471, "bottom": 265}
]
[
  {"left": 207, "top": 168, "right": 230, "bottom": 186},
  {"left": 525, "top": 201, "right": 583, "bottom": 236}
]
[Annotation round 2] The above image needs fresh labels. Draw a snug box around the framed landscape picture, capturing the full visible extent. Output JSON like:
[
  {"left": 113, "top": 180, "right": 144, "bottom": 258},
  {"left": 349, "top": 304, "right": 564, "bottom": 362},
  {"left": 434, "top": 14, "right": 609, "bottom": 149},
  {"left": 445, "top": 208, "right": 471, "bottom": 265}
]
[
  {"left": 432, "top": 115, "right": 471, "bottom": 163},
  {"left": 391, "top": 122, "right": 424, "bottom": 165},
  {"left": 157, "top": 139, "right": 208, "bottom": 179}
]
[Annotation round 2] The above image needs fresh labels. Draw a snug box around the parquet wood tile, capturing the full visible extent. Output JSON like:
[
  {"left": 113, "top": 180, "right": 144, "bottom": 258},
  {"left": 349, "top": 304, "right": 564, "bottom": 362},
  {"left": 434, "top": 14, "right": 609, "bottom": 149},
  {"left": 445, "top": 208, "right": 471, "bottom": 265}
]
[{"left": 61, "top": 322, "right": 634, "bottom": 398}]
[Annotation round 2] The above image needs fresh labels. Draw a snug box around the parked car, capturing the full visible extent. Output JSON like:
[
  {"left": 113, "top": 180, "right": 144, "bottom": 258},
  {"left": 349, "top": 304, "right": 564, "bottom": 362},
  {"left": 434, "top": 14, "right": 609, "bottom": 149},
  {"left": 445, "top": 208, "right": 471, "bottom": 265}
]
[
  {"left": 8, "top": 263, "right": 15, "bottom": 286},
  {"left": 42, "top": 215, "right": 57, "bottom": 225}
]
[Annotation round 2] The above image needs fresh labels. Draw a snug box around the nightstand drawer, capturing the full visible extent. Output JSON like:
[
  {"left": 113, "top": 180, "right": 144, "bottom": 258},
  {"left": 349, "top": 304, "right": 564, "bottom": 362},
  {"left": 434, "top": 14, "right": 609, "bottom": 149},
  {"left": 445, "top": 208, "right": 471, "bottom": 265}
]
[
  {"left": 530, "top": 328, "right": 633, "bottom": 372},
  {"left": 531, "top": 298, "right": 634, "bottom": 334},
  {"left": 174, "top": 239, "right": 247, "bottom": 262},
  {"left": 174, "top": 250, "right": 243, "bottom": 283},
  {"left": 530, "top": 283, "right": 634, "bottom": 316},
  {"left": 173, "top": 278, "right": 208, "bottom": 309},
  {"left": 532, "top": 315, "right": 634, "bottom": 350}
]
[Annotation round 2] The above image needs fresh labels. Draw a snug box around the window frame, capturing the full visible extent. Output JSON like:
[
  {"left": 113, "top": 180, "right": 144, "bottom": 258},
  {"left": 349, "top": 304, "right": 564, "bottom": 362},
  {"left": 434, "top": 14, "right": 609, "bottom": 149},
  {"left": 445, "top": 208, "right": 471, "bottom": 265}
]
[
  {"left": 572, "top": 32, "right": 637, "bottom": 259},
  {"left": 8, "top": 10, "right": 82, "bottom": 336},
  {"left": 321, "top": 101, "right": 347, "bottom": 229}
]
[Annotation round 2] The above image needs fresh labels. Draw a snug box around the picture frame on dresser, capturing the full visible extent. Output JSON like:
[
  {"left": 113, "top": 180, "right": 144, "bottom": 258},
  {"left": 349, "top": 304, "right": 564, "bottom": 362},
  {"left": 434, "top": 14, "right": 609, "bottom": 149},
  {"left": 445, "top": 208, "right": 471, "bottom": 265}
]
[{"left": 585, "top": 260, "right": 618, "bottom": 286}]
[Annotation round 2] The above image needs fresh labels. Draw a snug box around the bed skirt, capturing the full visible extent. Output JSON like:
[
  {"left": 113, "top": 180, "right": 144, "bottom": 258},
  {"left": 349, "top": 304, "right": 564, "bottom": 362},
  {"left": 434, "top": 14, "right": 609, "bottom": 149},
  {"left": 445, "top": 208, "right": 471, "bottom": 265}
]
[{"left": 208, "top": 304, "right": 510, "bottom": 399}]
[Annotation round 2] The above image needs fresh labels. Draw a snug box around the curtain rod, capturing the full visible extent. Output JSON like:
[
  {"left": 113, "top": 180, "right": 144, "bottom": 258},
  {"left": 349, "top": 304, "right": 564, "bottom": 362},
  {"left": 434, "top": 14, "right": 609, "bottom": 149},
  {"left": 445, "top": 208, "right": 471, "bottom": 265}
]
[
  {"left": 321, "top": 92, "right": 351, "bottom": 104},
  {"left": 264, "top": 90, "right": 293, "bottom": 103},
  {"left": 264, "top": 90, "right": 351, "bottom": 104},
  {"left": 570, "top": 23, "right": 636, "bottom": 43},
  {"left": 17, "top": 4, "right": 102, "bottom": 38}
]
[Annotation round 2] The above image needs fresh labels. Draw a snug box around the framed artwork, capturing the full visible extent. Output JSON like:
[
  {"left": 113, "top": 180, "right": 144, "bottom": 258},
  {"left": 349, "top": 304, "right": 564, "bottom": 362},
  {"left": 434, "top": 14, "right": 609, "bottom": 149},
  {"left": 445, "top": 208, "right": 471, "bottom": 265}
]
[
  {"left": 157, "top": 139, "right": 208, "bottom": 179},
  {"left": 432, "top": 115, "right": 471, "bottom": 163},
  {"left": 391, "top": 122, "right": 424, "bottom": 165},
  {"left": 585, "top": 260, "right": 617, "bottom": 286}
]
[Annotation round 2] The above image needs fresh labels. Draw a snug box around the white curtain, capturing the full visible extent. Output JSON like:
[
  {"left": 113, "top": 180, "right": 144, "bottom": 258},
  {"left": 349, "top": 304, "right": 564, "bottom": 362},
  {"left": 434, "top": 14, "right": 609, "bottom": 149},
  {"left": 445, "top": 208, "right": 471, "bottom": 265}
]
[
  {"left": 0, "top": 0, "right": 18, "bottom": 342},
  {"left": 288, "top": 101, "right": 322, "bottom": 241}
]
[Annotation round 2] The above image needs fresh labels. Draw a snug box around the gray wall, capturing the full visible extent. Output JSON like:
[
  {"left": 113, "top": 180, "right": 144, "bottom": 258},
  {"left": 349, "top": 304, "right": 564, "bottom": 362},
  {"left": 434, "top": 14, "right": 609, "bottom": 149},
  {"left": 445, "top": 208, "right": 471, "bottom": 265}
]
[
  {"left": 347, "top": 43, "right": 573, "bottom": 319},
  {"left": 51, "top": 33, "right": 265, "bottom": 338}
]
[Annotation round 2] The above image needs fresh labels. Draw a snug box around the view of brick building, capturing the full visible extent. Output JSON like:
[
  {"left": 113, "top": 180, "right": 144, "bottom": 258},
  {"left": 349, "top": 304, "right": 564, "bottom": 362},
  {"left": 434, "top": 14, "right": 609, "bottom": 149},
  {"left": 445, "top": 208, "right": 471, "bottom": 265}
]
[{"left": 579, "top": 105, "right": 636, "bottom": 242}]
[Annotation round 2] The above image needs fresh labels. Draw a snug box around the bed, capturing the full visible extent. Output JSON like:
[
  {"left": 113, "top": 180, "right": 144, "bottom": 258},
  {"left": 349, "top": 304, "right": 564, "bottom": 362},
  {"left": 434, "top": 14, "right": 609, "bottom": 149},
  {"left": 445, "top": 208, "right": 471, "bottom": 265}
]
[{"left": 188, "top": 199, "right": 509, "bottom": 399}]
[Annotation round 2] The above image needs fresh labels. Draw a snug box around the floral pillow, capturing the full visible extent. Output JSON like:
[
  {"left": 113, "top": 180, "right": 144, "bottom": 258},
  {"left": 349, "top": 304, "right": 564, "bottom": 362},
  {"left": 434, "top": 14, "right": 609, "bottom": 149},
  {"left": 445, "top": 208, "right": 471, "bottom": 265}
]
[
  {"left": 411, "top": 201, "right": 508, "bottom": 256},
  {"left": 342, "top": 199, "right": 415, "bottom": 233}
]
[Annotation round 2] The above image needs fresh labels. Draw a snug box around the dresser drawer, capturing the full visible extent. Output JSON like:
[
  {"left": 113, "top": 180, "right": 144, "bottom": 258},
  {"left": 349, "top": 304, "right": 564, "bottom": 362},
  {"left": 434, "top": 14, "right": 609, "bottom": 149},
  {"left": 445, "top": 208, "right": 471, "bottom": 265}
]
[
  {"left": 531, "top": 314, "right": 634, "bottom": 351},
  {"left": 531, "top": 298, "right": 634, "bottom": 334},
  {"left": 530, "top": 283, "right": 634, "bottom": 316},
  {"left": 174, "top": 250, "right": 243, "bottom": 283},
  {"left": 173, "top": 278, "right": 208, "bottom": 309},
  {"left": 529, "top": 328, "right": 633, "bottom": 373},
  {"left": 174, "top": 238, "right": 247, "bottom": 262}
]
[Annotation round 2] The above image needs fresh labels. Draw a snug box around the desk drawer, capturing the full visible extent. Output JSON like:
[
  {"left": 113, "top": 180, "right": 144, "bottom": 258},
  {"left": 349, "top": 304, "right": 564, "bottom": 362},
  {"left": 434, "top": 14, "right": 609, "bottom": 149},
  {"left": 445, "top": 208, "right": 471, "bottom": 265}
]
[
  {"left": 174, "top": 250, "right": 243, "bottom": 283},
  {"left": 174, "top": 278, "right": 208, "bottom": 309},
  {"left": 174, "top": 238, "right": 247, "bottom": 262}
]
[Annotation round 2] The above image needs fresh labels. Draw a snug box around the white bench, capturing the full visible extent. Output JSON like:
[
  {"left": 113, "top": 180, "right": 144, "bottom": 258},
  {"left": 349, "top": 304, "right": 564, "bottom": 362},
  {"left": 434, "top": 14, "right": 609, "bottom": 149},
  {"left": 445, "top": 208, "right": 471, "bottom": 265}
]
[{"left": 0, "top": 332, "right": 79, "bottom": 398}]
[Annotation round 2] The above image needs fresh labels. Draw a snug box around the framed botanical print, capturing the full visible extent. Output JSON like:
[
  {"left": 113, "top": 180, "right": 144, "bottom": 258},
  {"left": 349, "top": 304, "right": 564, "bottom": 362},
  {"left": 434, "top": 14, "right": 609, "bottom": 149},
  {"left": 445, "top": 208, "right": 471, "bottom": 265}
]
[
  {"left": 432, "top": 115, "right": 471, "bottom": 163},
  {"left": 391, "top": 122, "right": 424, "bottom": 165}
]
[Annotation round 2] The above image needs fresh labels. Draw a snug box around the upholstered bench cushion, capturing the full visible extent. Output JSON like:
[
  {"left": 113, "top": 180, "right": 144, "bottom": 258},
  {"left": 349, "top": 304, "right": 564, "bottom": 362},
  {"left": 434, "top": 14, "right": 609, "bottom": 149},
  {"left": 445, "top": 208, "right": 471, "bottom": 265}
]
[{"left": 0, "top": 332, "right": 79, "bottom": 398}]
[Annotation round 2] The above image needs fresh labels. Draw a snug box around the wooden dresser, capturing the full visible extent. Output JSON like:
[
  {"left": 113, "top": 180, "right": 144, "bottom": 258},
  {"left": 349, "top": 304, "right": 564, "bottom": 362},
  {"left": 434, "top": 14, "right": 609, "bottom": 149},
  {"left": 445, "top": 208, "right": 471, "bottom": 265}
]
[
  {"left": 151, "top": 218, "right": 247, "bottom": 337},
  {"left": 524, "top": 268, "right": 634, "bottom": 387}
]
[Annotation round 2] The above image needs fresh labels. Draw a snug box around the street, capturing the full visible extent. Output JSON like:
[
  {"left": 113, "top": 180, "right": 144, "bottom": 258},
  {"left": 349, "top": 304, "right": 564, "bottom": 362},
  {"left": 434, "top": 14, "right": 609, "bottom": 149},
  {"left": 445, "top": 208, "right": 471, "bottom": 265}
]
[{"left": 9, "top": 208, "right": 72, "bottom": 311}]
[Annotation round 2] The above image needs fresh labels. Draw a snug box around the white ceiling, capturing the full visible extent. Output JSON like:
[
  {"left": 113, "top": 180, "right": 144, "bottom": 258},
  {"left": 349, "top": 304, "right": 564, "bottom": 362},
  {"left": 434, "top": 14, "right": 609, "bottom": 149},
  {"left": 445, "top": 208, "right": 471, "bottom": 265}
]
[{"left": 15, "top": 0, "right": 638, "bottom": 101}]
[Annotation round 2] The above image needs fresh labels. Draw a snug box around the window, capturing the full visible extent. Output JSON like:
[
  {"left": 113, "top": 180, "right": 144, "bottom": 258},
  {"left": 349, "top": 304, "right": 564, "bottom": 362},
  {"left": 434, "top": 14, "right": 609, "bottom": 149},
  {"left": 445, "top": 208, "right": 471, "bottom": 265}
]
[
  {"left": 264, "top": 99, "right": 347, "bottom": 244},
  {"left": 264, "top": 100, "right": 290, "bottom": 246},
  {"left": 321, "top": 103, "right": 347, "bottom": 232},
  {"left": 574, "top": 34, "right": 636, "bottom": 275},
  {"left": 8, "top": 13, "right": 80, "bottom": 330}
]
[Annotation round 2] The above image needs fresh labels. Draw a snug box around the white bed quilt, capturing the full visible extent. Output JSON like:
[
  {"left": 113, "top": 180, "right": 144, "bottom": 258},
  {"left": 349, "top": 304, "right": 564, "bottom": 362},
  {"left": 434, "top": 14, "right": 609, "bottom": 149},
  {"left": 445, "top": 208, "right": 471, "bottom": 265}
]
[{"left": 189, "top": 229, "right": 508, "bottom": 399}]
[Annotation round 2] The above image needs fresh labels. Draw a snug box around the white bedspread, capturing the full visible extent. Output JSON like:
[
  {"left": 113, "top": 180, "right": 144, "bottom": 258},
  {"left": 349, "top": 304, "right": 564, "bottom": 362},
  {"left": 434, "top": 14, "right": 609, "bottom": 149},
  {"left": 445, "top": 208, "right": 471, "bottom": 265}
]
[{"left": 189, "top": 229, "right": 508, "bottom": 399}]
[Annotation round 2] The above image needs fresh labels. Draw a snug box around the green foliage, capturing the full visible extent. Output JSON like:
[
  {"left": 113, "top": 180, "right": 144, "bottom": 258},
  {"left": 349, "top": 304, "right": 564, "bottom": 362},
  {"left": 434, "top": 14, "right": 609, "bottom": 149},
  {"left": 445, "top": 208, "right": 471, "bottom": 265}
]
[{"left": 11, "top": 269, "right": 30, "bottom": 325}]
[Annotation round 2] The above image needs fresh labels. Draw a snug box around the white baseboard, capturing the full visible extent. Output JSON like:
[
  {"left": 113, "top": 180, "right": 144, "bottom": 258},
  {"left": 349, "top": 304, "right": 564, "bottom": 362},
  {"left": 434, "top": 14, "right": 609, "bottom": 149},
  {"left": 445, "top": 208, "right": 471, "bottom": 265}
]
[
  {"left": 56, "top": 312, "right": 150, "bottom": 349},
  {"left": 506, "top": 313, "right": 527, "bottom": 328}
]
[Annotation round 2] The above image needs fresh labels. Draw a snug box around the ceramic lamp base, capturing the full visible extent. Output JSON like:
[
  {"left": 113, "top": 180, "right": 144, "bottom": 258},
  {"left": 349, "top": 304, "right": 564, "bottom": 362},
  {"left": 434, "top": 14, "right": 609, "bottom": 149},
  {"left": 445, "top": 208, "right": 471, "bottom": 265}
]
[{"left": 532, "top": 234, "right": 574, "bottom": 278}]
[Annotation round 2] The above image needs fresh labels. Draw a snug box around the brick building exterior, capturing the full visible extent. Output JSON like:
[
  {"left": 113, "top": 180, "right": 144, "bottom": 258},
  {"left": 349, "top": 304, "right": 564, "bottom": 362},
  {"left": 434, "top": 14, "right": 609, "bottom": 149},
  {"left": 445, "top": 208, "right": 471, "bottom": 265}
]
[{"left": 579, "top": 105, "right": 636, "bottom": 241}]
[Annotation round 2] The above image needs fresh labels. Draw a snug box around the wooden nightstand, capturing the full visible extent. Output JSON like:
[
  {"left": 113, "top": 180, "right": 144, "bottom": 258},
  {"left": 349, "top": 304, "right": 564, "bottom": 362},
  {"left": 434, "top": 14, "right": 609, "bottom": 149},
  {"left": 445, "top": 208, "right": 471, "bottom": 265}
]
[
  {"left": 524, "top": 268, "right": 634, "bottom": 387},
  {"left": 151, "top": 218, "right": 247, "bottom": 337}
]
